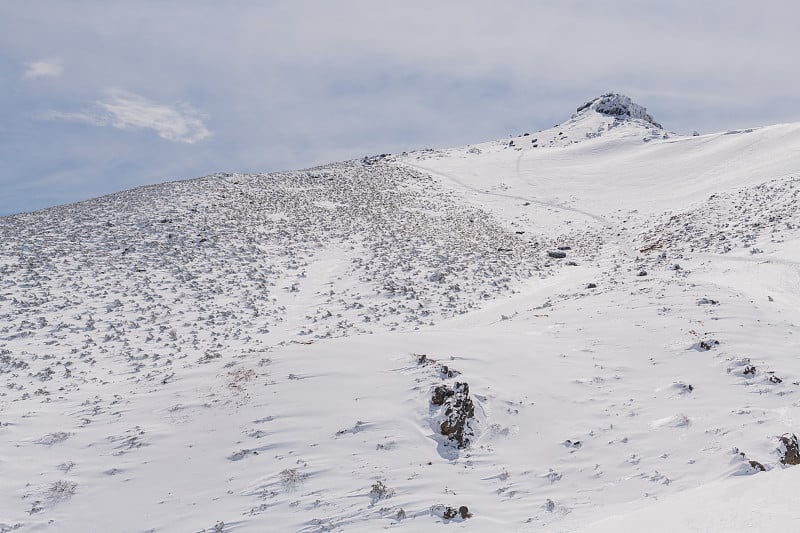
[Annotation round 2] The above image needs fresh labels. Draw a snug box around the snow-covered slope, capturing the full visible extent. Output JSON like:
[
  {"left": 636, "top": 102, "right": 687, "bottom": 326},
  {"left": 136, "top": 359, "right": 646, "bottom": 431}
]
[
  {"left": 2, "top": 94, "right": 800, "bottom": 532},
  {"left": 402, "top": 93, "right": 800, "bottom": 228}
]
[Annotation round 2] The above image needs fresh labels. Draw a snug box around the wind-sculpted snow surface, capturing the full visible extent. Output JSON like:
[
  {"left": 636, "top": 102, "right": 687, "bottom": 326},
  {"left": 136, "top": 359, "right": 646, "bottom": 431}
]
[
  {"left": 3, "top": 96, "right": 800, "bottom": 532},
  {"left": 0, "top": 156, "right": 597, "bottom": 531}
]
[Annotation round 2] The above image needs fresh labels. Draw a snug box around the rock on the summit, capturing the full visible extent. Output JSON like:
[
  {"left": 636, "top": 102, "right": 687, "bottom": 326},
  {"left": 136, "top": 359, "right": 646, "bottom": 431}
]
[{"left": 576, "top": 93, "right": 662, "bottom": 128}]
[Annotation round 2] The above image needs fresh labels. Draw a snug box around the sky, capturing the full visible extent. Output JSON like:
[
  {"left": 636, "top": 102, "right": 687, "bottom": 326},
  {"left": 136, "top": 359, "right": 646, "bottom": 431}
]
[{"left": 2, "top": 0, "right": 800, "bottom": 215}]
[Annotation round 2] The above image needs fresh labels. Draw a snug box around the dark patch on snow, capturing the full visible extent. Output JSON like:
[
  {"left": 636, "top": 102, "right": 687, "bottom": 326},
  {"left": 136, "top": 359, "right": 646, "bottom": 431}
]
[
  {"left": 779, "top": 434, "right": 800, "bottom": 465},
  {"left": 432, "top": 382, "right": 475, "bottom": 449}
]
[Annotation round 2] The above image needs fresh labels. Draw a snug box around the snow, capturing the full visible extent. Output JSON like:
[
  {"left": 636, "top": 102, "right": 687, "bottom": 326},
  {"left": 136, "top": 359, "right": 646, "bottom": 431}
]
[
  {"left": 2, "top": 94, "right": 800, "bottom": 531},
  {"left": 578, "top": 466, "right": 800, "bottom": 532}
]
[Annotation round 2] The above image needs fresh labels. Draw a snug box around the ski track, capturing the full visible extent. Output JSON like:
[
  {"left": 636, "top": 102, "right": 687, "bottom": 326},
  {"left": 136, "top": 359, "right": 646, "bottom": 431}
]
[{"left": 400, "top": 161, "right": 613, "bottom": 229}]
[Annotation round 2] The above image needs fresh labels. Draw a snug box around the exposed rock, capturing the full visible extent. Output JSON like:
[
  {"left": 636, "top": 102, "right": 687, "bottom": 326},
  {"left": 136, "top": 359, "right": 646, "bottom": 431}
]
[
  {"left": 733, "top": 448, "right": 765, "bottom": 474},
  {"left": 432, "top": 382, "right": 475, "bottom": 449},
  {"left": 417, "top": 354, "right": 460, "bottom": 379},
  {"left": 699, "top": 340, "right": 719, "bottom": 351},
  {"left": 431, "top": 385, "right": 452, "bottom": 406},
  {"left": 778, "top": 434, "right": 800, "bottom": 465},
  {"left": 442, "top": 505, "right": 472, "bottom": 520},
  {"left": 576, "top": 93, "right": 662, "bottom": 128},
  {"left": 548, "top": 250, "right": 567, "bottom": 259},
  {"left": 439, "top": 365, "right": 458, "bottom": 379}
]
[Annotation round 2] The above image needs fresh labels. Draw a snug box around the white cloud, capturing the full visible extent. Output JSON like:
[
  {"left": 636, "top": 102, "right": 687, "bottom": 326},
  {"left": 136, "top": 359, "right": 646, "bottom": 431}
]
[
  {"left": 48, "top": 90, "right": 211, "bottom": 144},
  {"left": 23, "top": 58, "right": 63, "bottom": 79}
]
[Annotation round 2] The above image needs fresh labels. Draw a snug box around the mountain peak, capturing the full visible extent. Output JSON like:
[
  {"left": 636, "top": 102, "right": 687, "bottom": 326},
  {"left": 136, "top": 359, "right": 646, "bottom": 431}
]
[{"left": 575, "top": 93, "right": 662, "bottom": 128}]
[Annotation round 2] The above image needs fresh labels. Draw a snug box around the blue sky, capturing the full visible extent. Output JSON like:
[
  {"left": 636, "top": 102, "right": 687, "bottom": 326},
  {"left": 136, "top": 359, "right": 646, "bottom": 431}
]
[{"left": 2, "top": 1, "right": 800, "bottom": 215}]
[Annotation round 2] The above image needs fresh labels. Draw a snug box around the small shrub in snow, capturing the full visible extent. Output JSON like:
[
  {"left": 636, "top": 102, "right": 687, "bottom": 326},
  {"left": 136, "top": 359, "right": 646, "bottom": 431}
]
[
  {"left": 369, "top": 480, "right": 394, "bottom": 501},
  {"left": 46, "top": 480, "right": 77, "bottom": 502},
  {"left": 280, "top": 468, "right": 306, "bottom": 489}
]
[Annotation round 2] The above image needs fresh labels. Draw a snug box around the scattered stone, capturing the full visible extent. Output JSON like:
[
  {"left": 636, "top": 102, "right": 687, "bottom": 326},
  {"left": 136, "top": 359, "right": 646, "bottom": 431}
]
[
  {"left": 743, "top": 365, "right": 757, "bottom": 376},
  {"left": 733, "top": 448, "right": 765, "bottom": 475},
  {"left": 637, "top": 270, "right": 648, "bottom": 276},
  {"left": 418, "top": 354, "right": 460, "bottom": 378},
  {"left": 587, "top": 283, "right": 597, "bottom": 289},
  {"left": 439, "top": 365, "right": 458, "bottom": 379},
  {"left": 699, "top": 340, "right": 719, "bottom": 351},
  {"left": 548, "top": 250, "right": 567, "bottom": 259},
  {"left": 442, "top": 505, "right": 472, "bottom": 520}
]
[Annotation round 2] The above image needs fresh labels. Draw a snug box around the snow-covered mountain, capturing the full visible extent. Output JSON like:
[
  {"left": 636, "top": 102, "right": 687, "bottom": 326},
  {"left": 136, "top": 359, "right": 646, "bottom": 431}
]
[{"left": 2, "top": 94, "right": 800, "bottom": 532}]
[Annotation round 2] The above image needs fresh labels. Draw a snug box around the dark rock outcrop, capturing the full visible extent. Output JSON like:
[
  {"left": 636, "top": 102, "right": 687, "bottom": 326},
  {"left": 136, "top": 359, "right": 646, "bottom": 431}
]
[
  {"left": 432, "top": 382, "right": 475, "bottom": 449},
  {"left": 779, "top": 433, "right": 800, "bottom": 465}
]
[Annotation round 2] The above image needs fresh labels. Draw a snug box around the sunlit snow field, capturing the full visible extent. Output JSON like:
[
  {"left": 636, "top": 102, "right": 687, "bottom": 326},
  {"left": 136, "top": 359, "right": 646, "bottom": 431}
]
[{"left": 2, "top": 95, "right": 800, "bottom": 532}]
